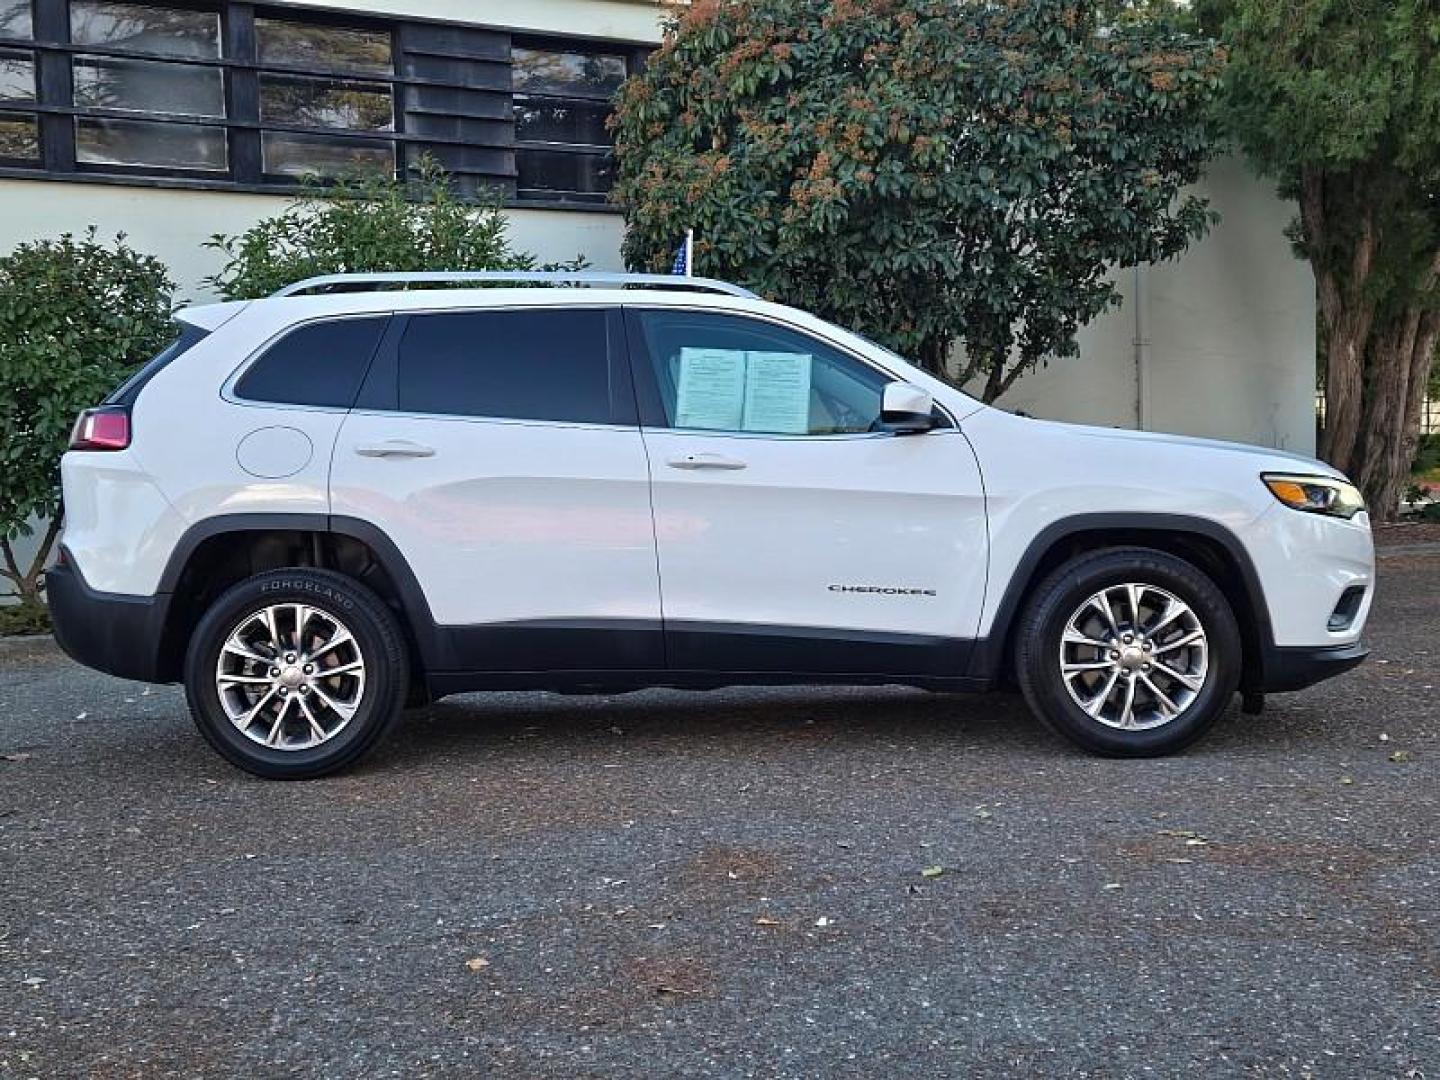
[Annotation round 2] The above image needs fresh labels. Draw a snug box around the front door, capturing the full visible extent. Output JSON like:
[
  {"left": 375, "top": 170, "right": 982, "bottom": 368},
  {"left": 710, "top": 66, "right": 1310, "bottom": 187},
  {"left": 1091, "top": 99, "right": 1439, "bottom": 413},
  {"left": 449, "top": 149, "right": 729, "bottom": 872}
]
[
  {"left": 331, "top": 305, "right": 662, "bottom": 672},
  {"left": 625, "top": 307, "right": 988, "bottom": 678}
]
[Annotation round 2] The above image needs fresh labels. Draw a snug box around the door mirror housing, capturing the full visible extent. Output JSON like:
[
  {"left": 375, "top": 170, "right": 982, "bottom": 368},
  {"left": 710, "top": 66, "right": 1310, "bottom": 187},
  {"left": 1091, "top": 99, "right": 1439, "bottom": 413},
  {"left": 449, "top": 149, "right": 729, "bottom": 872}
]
[{"left": 881, "top": 382, "right": 937, "bottom": 434}]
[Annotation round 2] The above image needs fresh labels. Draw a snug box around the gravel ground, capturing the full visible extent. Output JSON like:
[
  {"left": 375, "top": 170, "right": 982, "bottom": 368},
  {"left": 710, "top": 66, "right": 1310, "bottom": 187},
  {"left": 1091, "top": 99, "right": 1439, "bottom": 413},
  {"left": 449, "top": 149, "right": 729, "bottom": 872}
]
[{"left": 1, "top": 551, "right": 1437, "bottom": 1078}]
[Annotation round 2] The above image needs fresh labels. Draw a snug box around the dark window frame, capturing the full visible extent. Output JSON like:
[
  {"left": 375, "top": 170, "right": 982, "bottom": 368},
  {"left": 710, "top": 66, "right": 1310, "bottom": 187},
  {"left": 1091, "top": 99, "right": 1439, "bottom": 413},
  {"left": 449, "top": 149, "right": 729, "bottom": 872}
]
[{"left": 0, "top": 0, "right": 649, "bottom": 206}]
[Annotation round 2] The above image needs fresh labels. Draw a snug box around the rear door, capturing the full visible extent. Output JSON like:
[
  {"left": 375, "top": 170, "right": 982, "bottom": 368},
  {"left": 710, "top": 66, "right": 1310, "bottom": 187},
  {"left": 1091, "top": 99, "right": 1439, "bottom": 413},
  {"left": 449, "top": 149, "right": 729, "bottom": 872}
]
[{"left": 330, "top": 305, "right": 663, "bottom": 672}]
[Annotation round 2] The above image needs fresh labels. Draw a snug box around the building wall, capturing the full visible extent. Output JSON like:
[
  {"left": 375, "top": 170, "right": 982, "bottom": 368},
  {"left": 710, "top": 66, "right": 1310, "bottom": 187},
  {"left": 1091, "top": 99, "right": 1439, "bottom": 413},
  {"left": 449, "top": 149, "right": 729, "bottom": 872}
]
[
  {"left": 273, "top": 0, "right": 664, "bottom": 42},
  {"left": 970, "top": 157, "right": 1317, "bottom": 455},
  {"left": 0, "top": 179, "right": 629, "bottom": 303}
]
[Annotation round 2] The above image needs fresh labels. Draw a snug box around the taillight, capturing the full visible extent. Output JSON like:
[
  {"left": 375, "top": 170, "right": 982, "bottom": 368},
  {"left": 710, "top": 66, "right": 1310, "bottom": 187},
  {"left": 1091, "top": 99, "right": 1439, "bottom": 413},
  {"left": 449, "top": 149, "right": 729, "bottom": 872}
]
[{"left": 70, "top": 406, "right": 131, "bottom": 451}]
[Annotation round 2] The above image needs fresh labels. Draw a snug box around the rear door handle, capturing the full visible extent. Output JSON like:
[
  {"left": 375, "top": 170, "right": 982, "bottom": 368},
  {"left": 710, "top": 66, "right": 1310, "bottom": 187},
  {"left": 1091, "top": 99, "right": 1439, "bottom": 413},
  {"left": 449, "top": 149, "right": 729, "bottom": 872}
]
[
  {"left": 355, "top": 439, "right": 436, "bottom": 459},
  {"left": 666, "top": 452, "right": 748, "bottom": 471}
]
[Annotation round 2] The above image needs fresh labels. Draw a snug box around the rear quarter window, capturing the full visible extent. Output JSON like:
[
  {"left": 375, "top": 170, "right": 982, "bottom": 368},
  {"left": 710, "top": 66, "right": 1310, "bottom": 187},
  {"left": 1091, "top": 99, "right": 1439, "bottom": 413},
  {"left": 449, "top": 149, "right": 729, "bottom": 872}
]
[
  {"left": 106, "top": 322, "right": 211, "bottom": 407},
  {"left": 235, "top": 316, "right": 388, "bottom": 409}
]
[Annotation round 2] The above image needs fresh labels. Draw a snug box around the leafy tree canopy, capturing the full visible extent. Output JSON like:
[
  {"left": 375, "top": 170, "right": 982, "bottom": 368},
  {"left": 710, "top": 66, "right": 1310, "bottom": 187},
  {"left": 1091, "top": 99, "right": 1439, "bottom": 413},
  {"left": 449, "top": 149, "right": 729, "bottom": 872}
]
[
  {"left": 0, "top": 229, "right": 174, "bottom": 607},
  {"left": 613, "top": 0, "right": 1223, "bottom": 400}
]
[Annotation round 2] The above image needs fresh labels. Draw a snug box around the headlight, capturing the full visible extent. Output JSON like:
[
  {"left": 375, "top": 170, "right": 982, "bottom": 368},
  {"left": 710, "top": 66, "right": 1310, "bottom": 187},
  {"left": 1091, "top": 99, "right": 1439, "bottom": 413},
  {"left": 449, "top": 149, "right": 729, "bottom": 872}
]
[{"left": 1262, "top": 473, "right": 1365, "bottom": 519}]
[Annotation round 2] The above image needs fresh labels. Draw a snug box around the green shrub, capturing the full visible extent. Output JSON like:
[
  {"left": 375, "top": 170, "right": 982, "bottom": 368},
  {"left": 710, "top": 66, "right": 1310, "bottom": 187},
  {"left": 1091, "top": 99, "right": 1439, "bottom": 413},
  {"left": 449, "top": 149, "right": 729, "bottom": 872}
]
[
  {"left": 0, "top": 600, "right": 51, "bottom": 637},
  {"left": 205, "top": 158, "right": 582, "bottom": 300},
  {"left": 0, "top": 229, "right": 174, "bottom": 609},
  {"left": 1412, "top": 432, "right": 1440, "bottom": 476}
]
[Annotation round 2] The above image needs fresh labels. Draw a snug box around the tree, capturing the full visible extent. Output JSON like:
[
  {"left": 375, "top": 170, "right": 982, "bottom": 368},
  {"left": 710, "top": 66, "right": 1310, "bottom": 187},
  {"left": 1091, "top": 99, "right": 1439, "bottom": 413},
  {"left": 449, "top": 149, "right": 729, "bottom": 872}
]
[
  {"left": 0, "top": 230, "right": 174, "bottom": 613},
  {"left": 206, "top": 158, "right": 581, "bottom": 301},
  {"left": 1200, "top": 0, "right": 1440, "bottom": 519},
  {"left": 611, "top": 0, "right": 1222, "bottom": 400}
]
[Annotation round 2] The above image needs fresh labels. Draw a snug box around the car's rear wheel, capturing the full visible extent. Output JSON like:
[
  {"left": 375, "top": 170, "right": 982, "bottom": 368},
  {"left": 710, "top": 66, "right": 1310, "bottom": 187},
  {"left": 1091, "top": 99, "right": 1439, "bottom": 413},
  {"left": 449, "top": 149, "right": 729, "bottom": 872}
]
[
  {"left": 1014, "top": 547, "right": 1241, "bottom": 756},
  {"left": 184, "top": 568, "right": 408, "bottom": 779}
]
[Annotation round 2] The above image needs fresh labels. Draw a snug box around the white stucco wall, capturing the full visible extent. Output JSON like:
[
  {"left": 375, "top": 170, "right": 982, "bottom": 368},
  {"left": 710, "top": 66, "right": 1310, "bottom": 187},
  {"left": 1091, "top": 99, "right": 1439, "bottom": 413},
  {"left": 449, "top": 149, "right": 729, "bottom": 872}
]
[
  {"left": 0, "top": 179, "right": 628, "bottom": 303},
  {"left": 275, "top": 0, "right": 663, "bottom": 42},
  {"left": 970, "top": 158, "right": 1316, "bottom": 454}
]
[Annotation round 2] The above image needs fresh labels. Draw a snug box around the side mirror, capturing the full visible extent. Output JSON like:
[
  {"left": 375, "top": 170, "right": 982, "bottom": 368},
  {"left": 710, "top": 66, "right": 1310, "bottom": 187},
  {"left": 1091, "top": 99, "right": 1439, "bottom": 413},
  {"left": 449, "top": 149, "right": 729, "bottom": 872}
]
[{"left": 881, "top": 381, "right": 936, "bottom": 434}]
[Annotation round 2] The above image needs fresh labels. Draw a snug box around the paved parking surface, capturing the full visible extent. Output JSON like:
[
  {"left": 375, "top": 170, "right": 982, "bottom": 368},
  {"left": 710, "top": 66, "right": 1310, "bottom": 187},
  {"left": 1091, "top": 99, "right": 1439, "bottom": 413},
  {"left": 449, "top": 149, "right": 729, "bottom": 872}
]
[{"left": 1, "top": 550, "right": 1437, "bottom": 1078}]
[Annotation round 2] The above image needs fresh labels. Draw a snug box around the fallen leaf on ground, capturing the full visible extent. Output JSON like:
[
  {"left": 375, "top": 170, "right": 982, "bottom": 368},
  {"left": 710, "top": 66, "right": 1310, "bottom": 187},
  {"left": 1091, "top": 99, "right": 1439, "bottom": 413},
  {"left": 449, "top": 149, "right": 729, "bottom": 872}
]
[
  {"left": 465, "top": 957, "right": 490, "bottom": 972},
  {"left": 814, "top": 916, "right": 833, "bottom": 927},
  {"left": 0, "top": 752, "right": 30, "bottom": 763},
  {"left": 755, "top": 916, "right": 781, "bottom": 927},
  {"left": 921, "top": 866, "right": 945, "bottom": 878},
  {"left": 1389, "top": 750, "right": 1412, "bottom": 763}
]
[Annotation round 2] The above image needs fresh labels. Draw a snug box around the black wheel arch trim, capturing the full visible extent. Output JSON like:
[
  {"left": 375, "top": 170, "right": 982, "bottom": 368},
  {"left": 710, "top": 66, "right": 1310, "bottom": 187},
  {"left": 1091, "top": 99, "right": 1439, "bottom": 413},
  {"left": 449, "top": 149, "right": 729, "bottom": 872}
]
[
  {"left": 157, "top": 512, "right": 444, "bottom": 669},
  {"left": 968, "top": 512, "right": 1279, "bottom": 687}
]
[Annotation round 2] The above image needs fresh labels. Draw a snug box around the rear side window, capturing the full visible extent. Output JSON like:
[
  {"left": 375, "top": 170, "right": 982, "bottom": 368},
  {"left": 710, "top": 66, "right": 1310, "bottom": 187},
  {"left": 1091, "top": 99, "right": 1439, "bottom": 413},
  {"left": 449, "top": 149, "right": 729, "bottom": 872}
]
[
  {"left": 395, "top": 309, "right": 611, "bottom": 424},
  {"left": 235, "top": 316, "right": 388, "bottom": 409},
  {"left": 106, "top": 322, "right": 210, "bottom": 407}
]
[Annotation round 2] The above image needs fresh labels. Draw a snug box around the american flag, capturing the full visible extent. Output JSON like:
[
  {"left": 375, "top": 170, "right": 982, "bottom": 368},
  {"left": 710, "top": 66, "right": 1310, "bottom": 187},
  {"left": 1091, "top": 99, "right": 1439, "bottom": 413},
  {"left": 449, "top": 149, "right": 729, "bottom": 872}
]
[{"left": 671, "top": 230, "right": 694, "bottom": 277}]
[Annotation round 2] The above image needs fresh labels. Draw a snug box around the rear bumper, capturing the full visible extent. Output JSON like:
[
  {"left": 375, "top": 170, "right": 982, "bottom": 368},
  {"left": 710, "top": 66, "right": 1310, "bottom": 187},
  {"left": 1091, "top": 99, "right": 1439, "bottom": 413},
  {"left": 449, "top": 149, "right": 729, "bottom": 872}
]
[
  {"left": 1256, "top": 641, "right": 1369, "bottom": 693},
  {"left": 47, "top": 554, "right": 172, "bottom": 683}
]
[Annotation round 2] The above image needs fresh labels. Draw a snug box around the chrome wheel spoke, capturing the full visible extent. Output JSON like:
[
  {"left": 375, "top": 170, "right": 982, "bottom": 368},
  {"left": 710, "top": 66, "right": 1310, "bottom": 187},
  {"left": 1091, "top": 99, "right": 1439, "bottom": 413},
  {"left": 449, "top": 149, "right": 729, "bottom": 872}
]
[
  {"left": 1154, "top": 629, "right": 1205, "bottom": 655},
  {"left": 1059, "top": 582, "right": 1208, "bottom": 731},
  {"left": 214, "top": 601, "right": 366, "bottom": 753}
]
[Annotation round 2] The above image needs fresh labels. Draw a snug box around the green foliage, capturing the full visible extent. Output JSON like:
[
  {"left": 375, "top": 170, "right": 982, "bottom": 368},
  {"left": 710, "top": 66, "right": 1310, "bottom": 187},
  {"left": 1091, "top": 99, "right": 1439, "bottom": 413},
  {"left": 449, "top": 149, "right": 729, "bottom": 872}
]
[
  {"left": 0, "top": 229, "right": 174, "bottom": 604},
  {"left": 205, "top": 158, "right": 582, "bottom": 301},
  {"left": 1414, "top": 433, "right": 1440, "bottom": 476},
  {"left": 611, "top": 0, "right": 1222, "bottom": 399},
  {"left": 0, "top": 600, "right": 51, "bottom": 636}
]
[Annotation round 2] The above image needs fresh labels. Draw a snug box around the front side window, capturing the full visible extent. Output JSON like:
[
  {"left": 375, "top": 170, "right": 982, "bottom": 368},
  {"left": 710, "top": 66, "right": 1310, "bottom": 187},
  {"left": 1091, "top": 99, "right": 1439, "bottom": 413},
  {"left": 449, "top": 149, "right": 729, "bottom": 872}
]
[
  {"left": 512, "top": 44, "right": 627, "bottom": 203},
  {"left": 394, "top": 308, "right": 612, "bottom": 424},
  {"left": 235, "top": 316, "right": 387, "bottom": 409},
  {"left": 632, "top": 310, "right": 892, "bottom": 437}
]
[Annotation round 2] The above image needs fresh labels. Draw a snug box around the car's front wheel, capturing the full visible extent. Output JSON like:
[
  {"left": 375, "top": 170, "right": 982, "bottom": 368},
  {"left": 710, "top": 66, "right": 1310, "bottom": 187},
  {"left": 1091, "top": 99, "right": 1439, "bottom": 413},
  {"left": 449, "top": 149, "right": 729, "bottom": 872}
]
[
  {"left": 1014, "top": 547, "right": 1241, "bottom": 757},
  {"left": 184, "top": 568, "right": 408, "bottom": 779}
]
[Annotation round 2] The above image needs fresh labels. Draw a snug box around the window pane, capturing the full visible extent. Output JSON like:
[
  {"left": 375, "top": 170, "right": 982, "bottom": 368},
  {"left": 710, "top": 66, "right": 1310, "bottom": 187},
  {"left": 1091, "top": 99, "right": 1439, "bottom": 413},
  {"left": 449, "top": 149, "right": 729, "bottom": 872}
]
[
  {"left": 257, "top": 19, "right": 392, "bottom": 76},
  {"left": 396, "top": 310, "right": 612, "bottom": 424},
  {"left": 0, "top": 1, "right": 32, "bottom": 38},
  {"left": 236, "top": 318, "right": 387, "bottom": 409},
  {"left": 76, "top": 117, "right": 227, "bottom": 170},
  {"left": 71, "top": 2, "right": 220, "bottom": 60},
  {"left": 260, "top": 75, "right": 393, "bottom": 132},
  {"left": 512, "top": 48, "right": 626, "bottom": 97},
  {"left": 0, "top": 109, "right": 37, "bottom": 159},
  {"left": 516, "top": 149, "right": 614, "bottom": 198},
  {"left": 514, "top": 95, "right": 610, "bottom": 147},
  {"left": 262, "top": 131, "right": 393, "bottom": 177},
  {"left": 0, "top": 49, "right": 33, "bottom": 101},
  {"left": 74, "top": 56, "right": 224, "bottom": 117},
  {"left": 635, "top": 311, "right": 888, "bottom": 435}
]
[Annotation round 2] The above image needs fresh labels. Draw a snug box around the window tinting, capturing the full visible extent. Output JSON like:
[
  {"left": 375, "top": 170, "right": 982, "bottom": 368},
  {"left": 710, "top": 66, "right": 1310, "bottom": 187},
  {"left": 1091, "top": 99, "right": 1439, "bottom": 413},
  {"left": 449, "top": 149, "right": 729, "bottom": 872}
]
[
  {"left": 634, "top": 310, "right": 892, "bottom": 436},
  {"left": 396, "top": 309, "right": 611, "bottom": 423},
  {"left": 235, "top": 317, "right": 387, "bottom": 408}
]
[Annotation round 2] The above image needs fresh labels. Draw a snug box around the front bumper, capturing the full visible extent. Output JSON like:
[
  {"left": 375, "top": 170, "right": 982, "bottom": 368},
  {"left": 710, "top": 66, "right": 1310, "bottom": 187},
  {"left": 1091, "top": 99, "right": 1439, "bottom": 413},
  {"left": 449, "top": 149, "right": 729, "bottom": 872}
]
[
  {"left": 1256, "top": 641, "right": 1370, "bottom": 693},
  {"left": 47, "top": 554, "right": 172, "bottom": 683}
]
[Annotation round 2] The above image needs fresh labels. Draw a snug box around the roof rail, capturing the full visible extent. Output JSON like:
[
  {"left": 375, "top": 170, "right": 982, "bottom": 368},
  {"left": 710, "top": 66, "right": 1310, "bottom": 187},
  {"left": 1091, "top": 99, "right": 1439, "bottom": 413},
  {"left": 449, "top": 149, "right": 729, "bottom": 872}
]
[{"left": 270, "top": 271, "right": 760, "bottom": 300}]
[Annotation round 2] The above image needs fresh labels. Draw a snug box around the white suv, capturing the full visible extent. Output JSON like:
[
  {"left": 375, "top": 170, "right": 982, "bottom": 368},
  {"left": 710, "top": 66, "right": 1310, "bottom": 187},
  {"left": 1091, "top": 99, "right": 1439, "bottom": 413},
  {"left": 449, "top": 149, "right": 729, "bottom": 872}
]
[{"left": 50, "top": 272, "right": 1374, "bottom": 778}]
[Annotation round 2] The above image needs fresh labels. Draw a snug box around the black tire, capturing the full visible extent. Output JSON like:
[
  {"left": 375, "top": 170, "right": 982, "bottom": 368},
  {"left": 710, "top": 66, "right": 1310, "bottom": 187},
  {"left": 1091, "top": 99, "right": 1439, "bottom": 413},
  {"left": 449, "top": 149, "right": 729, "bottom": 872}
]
[
  {"left": 1014, "top": 547, "right": 1241, "bottom": 757},
  {"left": 184, "top": 568, "right": 409, "bottom": 779}
]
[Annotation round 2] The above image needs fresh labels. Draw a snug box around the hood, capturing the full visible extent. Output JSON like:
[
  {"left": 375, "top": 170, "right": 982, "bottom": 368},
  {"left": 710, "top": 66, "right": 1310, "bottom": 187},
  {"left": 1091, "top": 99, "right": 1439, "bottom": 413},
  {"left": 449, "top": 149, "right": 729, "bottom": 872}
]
[{"left": 989, "top": 411, "right": 1345, "bottom": 478}]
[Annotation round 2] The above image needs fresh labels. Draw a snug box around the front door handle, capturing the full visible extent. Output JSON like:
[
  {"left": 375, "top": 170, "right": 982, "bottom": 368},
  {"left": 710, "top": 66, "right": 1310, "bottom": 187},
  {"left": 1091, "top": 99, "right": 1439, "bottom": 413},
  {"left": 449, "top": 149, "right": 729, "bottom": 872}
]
[
  {"left": 666, "top": 452, "right": 748, "bottom": 471},
  {"left": 355, "top": 439, "right": 436, "bottom": 459}
]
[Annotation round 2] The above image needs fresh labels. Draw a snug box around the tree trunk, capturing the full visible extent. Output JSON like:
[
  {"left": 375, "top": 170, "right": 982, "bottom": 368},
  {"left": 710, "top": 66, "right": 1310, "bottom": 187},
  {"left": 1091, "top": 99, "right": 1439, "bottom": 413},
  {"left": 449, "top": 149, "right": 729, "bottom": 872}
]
[
  {"left": 0, "top": 516, "right": 61, "bottom": 609},
  {"left": 1303, "top": 169, "right": 1378, "bottom": 476}
]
